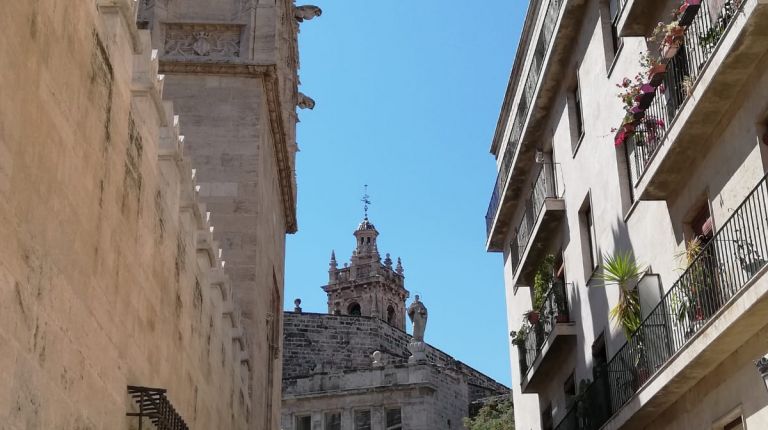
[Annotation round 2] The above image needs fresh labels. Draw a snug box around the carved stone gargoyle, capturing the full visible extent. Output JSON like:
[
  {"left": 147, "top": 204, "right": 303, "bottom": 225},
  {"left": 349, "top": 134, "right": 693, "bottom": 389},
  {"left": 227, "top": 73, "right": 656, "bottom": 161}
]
[
  {"left": 297, "top": 92, "right": 316, "bottom": 110},
  {"left": 294, "top": 5, "right": 322, "bottom": 22}
]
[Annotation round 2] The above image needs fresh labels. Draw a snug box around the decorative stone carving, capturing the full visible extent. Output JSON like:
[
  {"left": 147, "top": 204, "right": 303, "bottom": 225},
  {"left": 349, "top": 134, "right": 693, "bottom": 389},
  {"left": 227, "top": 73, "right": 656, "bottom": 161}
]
[
  {"left": 371, "top": 351, "right": 384, "bottom": 368},
  {"left": 293, "top": 298, "right": 302, "bottom": 313},
  {"left": 297, "top": 92, "right": 315, "bottom": 110},
  {"left": 164, "top": 24, "right": 243, "bottom": 60},
  {"left": 294, "top": 5, "right": 322, "bottom": 22}
]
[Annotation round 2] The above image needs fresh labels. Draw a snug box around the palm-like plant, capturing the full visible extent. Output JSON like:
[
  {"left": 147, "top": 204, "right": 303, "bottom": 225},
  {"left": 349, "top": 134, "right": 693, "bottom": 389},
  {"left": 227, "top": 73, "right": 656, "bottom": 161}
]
[{"left": 594, "top": 251, "right": 647, "bottom": 337}]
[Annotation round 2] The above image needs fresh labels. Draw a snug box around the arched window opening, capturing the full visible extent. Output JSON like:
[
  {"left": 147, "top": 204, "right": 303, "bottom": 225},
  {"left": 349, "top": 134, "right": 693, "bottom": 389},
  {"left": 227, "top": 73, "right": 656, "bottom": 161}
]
[
  {"left": 348, "top": 302, "right": 362, "bottom": 316},
  {"left": 387, "top": 306, "right": 396, "bottom": 324}
]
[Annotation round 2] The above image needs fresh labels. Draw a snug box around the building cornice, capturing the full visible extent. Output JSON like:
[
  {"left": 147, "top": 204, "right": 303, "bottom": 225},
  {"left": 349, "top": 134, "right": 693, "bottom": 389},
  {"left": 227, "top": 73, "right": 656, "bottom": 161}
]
[{"left": 159, "top": 61, "right": 298, "bottom": 233}]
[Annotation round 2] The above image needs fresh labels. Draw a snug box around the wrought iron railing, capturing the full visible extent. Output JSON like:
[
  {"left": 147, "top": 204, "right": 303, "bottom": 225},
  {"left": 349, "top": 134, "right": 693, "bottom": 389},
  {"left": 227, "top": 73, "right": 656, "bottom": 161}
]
[
  {"left": 521, "top": 281, "right": 571, "bottom": 376},
  {"left": 485, "top": 0, "right": 566, "bottom": 238},
  {"left": 555, "top": 171, "right": 768, "bottom": 430},
  {"left": 127, "top": 386, "right": 190, "bottom": 430},
  {"left": 510, "top": 163, "right": 561, "bottom": 276},
  {"left": 625, "top": 0, "right": 741, "bottom": 186}
]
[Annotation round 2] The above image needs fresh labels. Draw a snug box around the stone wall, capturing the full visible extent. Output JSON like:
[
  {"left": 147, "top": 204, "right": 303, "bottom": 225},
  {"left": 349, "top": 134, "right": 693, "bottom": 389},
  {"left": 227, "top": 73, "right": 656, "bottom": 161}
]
[
  {"left": 282, "top": 312, "right": 508, "bottom": 401},
  {"left": 282, "top": 363, "right": 470, "bottom": 430},
  {"left": 145, "top": 2, "right": 305, "bottom": 426},
  {"left": 0, "top": 1, "right": 253, "bottom": 428}
]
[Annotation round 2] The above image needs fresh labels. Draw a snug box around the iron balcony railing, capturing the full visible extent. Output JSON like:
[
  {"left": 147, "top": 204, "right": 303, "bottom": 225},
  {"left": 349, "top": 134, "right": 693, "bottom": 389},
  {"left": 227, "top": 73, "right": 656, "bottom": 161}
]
[
  {"left": 519, "top": 281, "right": 571, "bottom": 376},
  {"left": 510, "top": 163, "right": 561, "bottom": 277},
  {"left": 127, "top": 386, "right": 190, "bottom": 430},
  {"left": 625, "top": 0, "right": 741, "bottom": 187},
  {"left": 485, "top": 0, "right": 566, "bottom": 238},
  {"left": 555, "top": 171, "right": 768, "bottom": 430}
]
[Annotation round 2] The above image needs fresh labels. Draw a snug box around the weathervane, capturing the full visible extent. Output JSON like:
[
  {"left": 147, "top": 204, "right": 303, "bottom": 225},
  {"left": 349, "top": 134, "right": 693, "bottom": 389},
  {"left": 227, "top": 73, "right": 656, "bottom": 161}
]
[{"left": 361, "top": 185, "right": 372, "bottom": 220}]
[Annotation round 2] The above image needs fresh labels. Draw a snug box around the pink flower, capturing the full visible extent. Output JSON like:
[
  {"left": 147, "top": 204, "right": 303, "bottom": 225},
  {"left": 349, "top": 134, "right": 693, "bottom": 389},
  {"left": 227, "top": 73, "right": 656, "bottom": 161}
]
[{"left": 615, "top": 130, "right": 627, "bottom": 147}]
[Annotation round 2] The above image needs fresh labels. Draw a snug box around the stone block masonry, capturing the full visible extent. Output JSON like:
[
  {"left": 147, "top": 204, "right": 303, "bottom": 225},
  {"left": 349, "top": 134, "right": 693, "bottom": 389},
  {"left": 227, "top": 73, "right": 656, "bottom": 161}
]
[
  {"left": 283, "top": 312, "right": 508, "bottom": 402},
  {"left": 0, "top": 1, "right": 255, "bottom": 428}
]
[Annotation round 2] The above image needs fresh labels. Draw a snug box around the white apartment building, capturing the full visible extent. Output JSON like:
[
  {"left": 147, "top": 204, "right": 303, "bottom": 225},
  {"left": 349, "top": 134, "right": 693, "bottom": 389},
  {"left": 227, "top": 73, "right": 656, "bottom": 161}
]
[{"left": 486, "top": 0, "right": 768, "bottom": 429}]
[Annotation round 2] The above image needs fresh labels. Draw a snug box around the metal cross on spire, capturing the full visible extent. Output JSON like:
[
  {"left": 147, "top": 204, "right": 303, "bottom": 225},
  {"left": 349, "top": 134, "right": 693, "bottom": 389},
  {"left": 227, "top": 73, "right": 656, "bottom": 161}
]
[{"left": 361, "top": 185, "right": 372, "bottom": 220}]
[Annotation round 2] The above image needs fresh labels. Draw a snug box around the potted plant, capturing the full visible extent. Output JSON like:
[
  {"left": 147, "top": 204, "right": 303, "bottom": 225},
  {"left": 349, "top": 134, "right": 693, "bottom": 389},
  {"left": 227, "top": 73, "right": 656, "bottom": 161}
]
[
  {"left": 640, "top": 51, "right": 667, "bottom": 88},
  {"left": 634, "top": 84, "right": 657, "bottom": 110},
  {"left": 591, "top": 251, "right": 647, "bottom": 338},
  {"left": 524, "top": 309, "right": 540, "bottom": 324},
  {"left": 511, "top": 325, "right": 529, "bottom": 347},
  {"left": 652, "top": 21, "right": 686, "bottom": 60}
]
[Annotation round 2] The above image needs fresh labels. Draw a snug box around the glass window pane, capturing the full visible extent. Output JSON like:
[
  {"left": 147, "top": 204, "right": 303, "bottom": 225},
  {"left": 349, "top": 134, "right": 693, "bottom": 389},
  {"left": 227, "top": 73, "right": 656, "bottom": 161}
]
[
  {"left": 325, "top": 412, "right": 341, "bottom": 430},
  {"left": 354, "top": 410, "right": 371, "bottom": 430},
  {"left": 386, "top": 408, "right": 402, "bottom": 429},
  {"left": 297, "top": 416, "right": 311, "bottom": 430}
]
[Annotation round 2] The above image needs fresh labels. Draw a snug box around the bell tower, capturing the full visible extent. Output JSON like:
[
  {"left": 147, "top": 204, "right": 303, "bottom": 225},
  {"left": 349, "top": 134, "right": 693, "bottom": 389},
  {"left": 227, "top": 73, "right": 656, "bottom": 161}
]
[{"left": 323, "top": 216, "right": 409, "bottom": 330}]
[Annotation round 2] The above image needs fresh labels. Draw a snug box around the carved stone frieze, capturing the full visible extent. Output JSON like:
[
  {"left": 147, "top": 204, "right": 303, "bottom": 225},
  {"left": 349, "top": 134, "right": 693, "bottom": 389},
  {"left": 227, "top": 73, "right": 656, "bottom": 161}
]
[{"left": 163, "top": 23, "right": 243, "bottom": 61}]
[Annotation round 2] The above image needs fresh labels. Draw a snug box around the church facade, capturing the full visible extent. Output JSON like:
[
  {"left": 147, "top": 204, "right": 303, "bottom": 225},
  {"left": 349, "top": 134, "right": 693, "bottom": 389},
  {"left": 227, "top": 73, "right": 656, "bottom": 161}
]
[{"left": 281, "top": 218, "right": 508, "bottom": 430}]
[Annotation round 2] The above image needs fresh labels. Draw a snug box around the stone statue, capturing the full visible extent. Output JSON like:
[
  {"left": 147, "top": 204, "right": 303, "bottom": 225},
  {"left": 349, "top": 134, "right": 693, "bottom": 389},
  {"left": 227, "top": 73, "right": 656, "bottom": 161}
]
[
  {"left": 407, "top": 295, "right": 428, "bottom": 342},
  {"left": 407, "top": 296, "right": 428, "bottom": 364},
  {"left": 294, "top": 5, "right": 322, "bottom": 22}
]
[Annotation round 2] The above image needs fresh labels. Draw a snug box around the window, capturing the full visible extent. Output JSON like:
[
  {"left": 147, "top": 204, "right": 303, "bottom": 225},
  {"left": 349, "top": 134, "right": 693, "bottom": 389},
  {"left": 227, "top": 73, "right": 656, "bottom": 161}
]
[
  {"left": 608, "top": 0, "right": 622, "bottom": 56},
  {"left": 354, "top": 410, "right": 371, "bottom": 430},
  {"left": 574, "top": 77, "right": 585, "bottom": 141},
  {"left": 386, "top": 408, "right": 402, "bottom": 430},
  {"left": 723, "top": 417, "right": 744, "bottom": 430},
  {"left": 387, "top": 306, "right": 396, "bottom": 325},
  {"left": 348, "top": 302, "right": 362, "bottom": 316},
  {"left": 325, "top": 412, "right": 341, "bottom": 430},
  {"left": 580, "top": 196, "right": 599, "bottom": 273},
  {"left": 296, "top": 415, "right": 311, "bottom": 430}
]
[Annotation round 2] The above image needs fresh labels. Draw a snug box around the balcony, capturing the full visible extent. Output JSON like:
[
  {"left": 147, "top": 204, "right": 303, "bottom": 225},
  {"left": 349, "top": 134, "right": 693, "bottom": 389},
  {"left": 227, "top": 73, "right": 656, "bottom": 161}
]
[
  {"left": 554, "top": 171, "right": 768, "bottom": 430},
  {"left": 623, "top": 0, "right": 768, "bottom": 200},
  {"left": 615, "top": 0, "right": 664, "bottom": 37},
  {"left": 509, "top": 164, "right": 565, "bottom": 286},
  {"left": 486, "top": 0, "right": 587, "bottom": 251},
  {"left": 517, "top": 281, "right": 577, "bottom": 393}
]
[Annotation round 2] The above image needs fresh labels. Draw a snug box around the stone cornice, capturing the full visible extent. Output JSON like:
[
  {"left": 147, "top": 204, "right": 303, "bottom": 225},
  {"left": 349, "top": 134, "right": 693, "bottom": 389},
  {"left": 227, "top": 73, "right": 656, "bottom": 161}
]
[{"left": 158, "top": 61, "right": 298, "bottom": 233}]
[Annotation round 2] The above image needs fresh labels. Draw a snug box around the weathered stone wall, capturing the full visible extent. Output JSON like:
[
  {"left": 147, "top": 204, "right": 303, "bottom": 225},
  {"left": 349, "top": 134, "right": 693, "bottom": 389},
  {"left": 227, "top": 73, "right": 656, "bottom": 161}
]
[
  {"left": 0, "top": 1, "right": 252, "bottom": 428},
  {"left": 145, "top": 2, "right": 305, "bottom": 426},
  {"left": 282, "top": 312, "right": 508, "bottom": 400},
  {"left": 282, "top": 363, "right": 470, "bottom": 430}
]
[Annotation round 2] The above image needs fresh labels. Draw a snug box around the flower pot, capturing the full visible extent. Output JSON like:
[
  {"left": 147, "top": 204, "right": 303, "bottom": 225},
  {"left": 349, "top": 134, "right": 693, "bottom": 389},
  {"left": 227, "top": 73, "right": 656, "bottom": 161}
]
[
  {"left": 623, "top": 122, "right": 636, "bottom": 133},
  {"left": 630, "top": 105, "right": 645, "bottom": 120},
  {"left": 635, "top": 84, "right": 656, "bottom": 109},
  {"left": 648, "top": 64, "right": 667, "bottom": 87},
  {"left": 661, "top": 41, "right": 681, "bottom": 60},
  {"left": 526, "top": 311, "right": 540, "bottom": 324},
  {"left": 556, "top": 313, "right": 569, "bottom": 323},
  {"left": 678, "top": 1, "right": 702, "bottom": 26}
]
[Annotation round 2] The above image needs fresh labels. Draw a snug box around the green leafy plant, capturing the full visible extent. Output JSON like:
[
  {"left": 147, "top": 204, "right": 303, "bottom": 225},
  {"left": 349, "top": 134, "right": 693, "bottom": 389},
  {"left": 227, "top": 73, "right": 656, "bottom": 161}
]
[
  {"left": 593, "top": 251, "right": 647, "bottom": 337},
  {"left": 533, "top": 254, "right": 556, "bottom": 309},
  {"left": 511, "top": 325, "right": 529, "bottom": 347},
  {"left": 463, "top": 398, "right": 515, "bottom": 430}
]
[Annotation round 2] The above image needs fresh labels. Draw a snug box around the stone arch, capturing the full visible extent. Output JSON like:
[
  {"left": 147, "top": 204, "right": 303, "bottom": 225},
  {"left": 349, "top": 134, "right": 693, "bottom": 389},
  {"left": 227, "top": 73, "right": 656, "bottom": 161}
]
[
  {"left": 347, "top": 302, "right": 361, "bottom": 316},
  {"left": 387, "top": 305, "right": 396, "bottom": 325}
]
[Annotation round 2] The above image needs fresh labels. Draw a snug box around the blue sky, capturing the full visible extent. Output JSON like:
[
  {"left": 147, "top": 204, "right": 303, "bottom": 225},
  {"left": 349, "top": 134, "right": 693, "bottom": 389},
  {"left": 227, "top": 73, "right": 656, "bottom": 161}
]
[{"left": 286, "top": 2, "right": 526, "bottom": 387}]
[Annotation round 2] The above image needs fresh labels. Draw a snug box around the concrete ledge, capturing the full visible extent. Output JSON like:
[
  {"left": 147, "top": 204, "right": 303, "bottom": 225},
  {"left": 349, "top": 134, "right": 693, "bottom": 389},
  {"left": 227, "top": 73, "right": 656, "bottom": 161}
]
[{"left": 521, "top": 322, "right": 577, "bottom": 393}]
